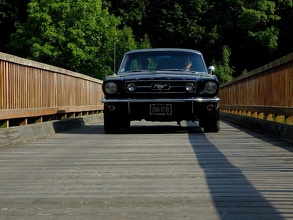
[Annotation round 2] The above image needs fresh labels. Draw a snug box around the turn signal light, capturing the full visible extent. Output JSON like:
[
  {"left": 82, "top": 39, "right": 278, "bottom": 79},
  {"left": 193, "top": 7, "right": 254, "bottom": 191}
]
[
  {"left": 108, "top": 105, "right": 115, "bottom": 111},
  {"left": 207, "top": 104, "right": 214, "bottom": 111}
]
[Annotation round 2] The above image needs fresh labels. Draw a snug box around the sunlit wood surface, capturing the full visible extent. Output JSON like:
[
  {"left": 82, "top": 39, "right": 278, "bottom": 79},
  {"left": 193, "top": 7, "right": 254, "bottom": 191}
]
[{"left": 0, "top": 120, "right": 292, "bottom": 220}]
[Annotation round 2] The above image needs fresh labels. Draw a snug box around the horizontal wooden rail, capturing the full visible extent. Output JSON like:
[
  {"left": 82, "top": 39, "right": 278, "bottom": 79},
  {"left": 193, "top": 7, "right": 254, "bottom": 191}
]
[
  {"left": 220, "top": 52, "right": 293, "bottom": 125},
  {"left": 0, "top": 52, "right": 104, "bottom": 128}
]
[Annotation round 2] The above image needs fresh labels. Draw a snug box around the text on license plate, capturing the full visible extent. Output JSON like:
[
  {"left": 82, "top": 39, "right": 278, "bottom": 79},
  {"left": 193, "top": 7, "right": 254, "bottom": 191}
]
[{"left": 150, "top": 104, "right": 172, "bottom": 115}]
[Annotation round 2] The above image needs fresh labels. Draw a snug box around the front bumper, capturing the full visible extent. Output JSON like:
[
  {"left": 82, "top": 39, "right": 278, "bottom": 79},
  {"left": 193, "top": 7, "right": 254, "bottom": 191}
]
[
  {"left": 102, "top": 97, "right": 220, "bottom": 103},
  {"left": 102, "top": 97, "right": 220, "bottom": 122}
]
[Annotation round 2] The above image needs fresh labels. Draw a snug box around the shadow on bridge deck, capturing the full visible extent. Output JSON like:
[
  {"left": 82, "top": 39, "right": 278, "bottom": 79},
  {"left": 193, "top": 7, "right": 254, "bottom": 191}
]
[
  {"left": 188, "top": 122, "right": 287, "bottom": 220},
  {"left": 59, "top": 120, "right": 291, "bottom": 219}
]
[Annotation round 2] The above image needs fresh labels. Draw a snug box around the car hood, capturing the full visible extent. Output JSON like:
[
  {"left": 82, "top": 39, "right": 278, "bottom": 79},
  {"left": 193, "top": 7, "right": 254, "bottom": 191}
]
[{"left": 107, "top": 71, "right": 217, "bottom": 81}]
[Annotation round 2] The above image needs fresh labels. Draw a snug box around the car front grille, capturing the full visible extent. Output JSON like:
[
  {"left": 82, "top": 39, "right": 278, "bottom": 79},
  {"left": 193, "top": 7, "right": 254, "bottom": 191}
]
[{"left": 125, "top": 80, "right": 197, "bottom": 94}]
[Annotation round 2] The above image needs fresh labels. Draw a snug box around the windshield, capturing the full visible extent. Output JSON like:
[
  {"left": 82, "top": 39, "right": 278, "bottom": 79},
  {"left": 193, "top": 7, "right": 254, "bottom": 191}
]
[{"left": 118, "top": 50, "right": 207, "bottom": 74}]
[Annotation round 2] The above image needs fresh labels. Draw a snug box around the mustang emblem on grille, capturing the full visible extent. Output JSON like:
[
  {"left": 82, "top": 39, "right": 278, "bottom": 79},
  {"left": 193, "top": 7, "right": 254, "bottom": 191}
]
[{"left": 151, "top": 83, "right": 170, "bottom": 90}]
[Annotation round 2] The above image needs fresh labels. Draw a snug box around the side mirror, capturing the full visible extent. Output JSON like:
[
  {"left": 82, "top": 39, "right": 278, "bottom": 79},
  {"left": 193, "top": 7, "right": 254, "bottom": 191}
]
[{"left": 208, "top": 66, "right": 215, "bottom": 75}]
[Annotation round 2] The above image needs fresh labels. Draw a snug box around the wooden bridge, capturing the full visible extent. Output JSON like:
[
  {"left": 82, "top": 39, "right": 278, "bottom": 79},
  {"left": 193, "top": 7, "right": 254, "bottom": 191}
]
[
  {"left": 0, "top": 119, "right": 292, "bottom": 219},
  {"left": 0, "top": 52, "right": 292, "bottom": 219}
]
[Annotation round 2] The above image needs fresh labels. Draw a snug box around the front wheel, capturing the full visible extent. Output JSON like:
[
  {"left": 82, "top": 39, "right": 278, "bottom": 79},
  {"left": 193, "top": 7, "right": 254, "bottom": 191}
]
[
  {"left": 120, "top": 119, "right": 130, "bottom": 128},
  {"left": 204, "top": 119, "right": 220, "bottom": 132},
  {"left": 104, "top": 109, "right": 120, "bottom": 133},
  {"left": 202, "top": 109, "right": 220, "bottom": 132}
]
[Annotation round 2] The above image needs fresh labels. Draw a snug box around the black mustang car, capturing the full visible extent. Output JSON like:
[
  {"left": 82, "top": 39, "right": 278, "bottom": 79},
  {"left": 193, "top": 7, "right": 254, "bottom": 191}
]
[{"left": 102, "top": 48, "right": 220, "bottom": 133}]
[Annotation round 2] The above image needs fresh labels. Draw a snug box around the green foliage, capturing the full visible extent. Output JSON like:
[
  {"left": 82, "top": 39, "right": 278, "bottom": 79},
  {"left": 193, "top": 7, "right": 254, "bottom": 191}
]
[
  {"left": 239, "top": 1, "right": 280, "bottom": 51},
  {"left": 137, "top": 35, "right": 151, "bottom": 49},
  {"left": 0, "top": 0, "right": 30, "bottom": 52},
  {"left": 274, "top": 0, "right": 293, "bottom": 57},
  {"left": 104, "top": 0, "right": 291, "bottom": 75},
  {"left": 146, "top": 0, "right": 210, "bottom": 49},
  {"left": 248, "top": 26, "right": 279, "bottom": 51},
  {"left": 241, "top": 69, "right": 248, "bottom": 75},
  {"left": 2, "top": 0, "right": 292, "bottom": 80},
  {"left": 112, "top": 26, "right": 138, "bottom": 73},
  {"left": 213, "top": 46, "right": 234, "bottom": 85},
  {"left": 103, "top": 0, "right": 149, "bottom": 42},
  {"left": 8, "top": 0, "right": 137, "bottom": 79}
]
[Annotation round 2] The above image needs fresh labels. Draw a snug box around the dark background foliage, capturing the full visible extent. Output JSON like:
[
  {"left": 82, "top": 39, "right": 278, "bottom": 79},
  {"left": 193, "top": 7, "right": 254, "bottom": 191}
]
[{"left": 1, "top": 0, "right": 292, "bottom": 81}]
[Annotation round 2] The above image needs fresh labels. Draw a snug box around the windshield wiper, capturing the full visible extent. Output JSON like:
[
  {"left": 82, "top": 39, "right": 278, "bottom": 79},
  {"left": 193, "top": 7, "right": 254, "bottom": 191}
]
[
  {"left": 126, "top": 70, "right": 148, "bottom": 72},
  {"left": 160, "top": 68, "right": 184, "bottom": 71},
  {"left": 158, "top": 69, "right": 202, "bottom": 74}
]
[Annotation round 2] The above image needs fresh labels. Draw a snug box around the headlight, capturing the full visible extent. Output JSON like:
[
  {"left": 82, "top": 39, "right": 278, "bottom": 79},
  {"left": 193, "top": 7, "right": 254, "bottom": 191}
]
[
  {"left": 126, "top": 83, "right": 136, "bottom": 92},
  {"left": 204, "top": 81, "right": 218, "bottom": 94},
  {"left": 185, "top": 82, "right": 195, "bottom": 92},
  {"left": 105, "top": 82, "right": 117, "bottom": 94}
]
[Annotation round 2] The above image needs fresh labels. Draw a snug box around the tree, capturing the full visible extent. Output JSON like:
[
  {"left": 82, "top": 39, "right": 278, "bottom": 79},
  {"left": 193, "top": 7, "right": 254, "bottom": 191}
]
[
  {"left": 103, "top": 0, "right": 147, "bottom": 37},
  {"left": 0, "top": 0, "right": 30, "bottom": 52},
  {"left": 213, "top": 46, "right": 234, "bottom": 85},
  {"left": 273, "top": 0, "right": 293, "bottom": 59},
  {"left": 3, "top": 0, "right": 292, "bottom": 79},
  {"left": 207, "top": 0, "right": 282, "bottom": 75},
  {"left": 104, "top": 0, "right": 218, "bottom": 64},
  {"left": 8, "top": 0, "right": 137, "bottom": 79},
  {"left": 145, "top": 0, "right": 214, "bottom": 50},
  {"left": 105, "top": 0, "right": 291, "bottom": 75}
]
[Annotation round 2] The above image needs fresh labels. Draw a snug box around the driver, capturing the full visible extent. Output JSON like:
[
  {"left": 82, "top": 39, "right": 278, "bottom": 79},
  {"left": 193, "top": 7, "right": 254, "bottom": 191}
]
[{"left": 184, "top": 58, "right": 192, "bottom": 71}]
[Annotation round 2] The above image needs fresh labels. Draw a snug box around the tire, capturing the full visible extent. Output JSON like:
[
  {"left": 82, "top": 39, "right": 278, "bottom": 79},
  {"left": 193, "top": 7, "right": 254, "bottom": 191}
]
[
  {"left": 203, "top": 109, "right": 220, "bottom": 132},
  {"left": 104, "top": 109, "right": 120, "bottom": 133},
  {"left": 120, "top": 119, "right": 130, "bottom": 128},
  {"left": 198, "top": 120, "right": 204, "bottom": 127},
  {"left": 204, "top": 119, "right": 220, "bottom": 132}
]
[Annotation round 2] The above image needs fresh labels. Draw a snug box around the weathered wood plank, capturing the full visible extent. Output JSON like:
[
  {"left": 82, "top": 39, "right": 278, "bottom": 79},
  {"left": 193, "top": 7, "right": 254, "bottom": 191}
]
[{"left": 0, "top": 120, "right": 292, "bottom": 219}]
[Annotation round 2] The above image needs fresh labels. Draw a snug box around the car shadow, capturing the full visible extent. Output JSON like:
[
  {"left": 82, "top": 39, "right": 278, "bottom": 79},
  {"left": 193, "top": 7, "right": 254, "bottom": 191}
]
[
  {"left": 123, "top": 123, "right": 203, "bottom": 134},
  {"left": 57, "top": 120, "right": 204, "bottom": 135},
  {"left": 188, "top": 123, "right": 284, "bottom": 219},
  {"left": 58, "top": 120, "right": 286, "bottom": 219}
]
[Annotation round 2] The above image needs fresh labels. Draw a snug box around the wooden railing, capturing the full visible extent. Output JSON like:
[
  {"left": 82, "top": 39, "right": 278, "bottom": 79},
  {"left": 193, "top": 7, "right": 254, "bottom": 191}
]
[
  {"left": 2, "top": 51, "right": 292, "bottom": 129},
  {"left": 219, "top": 52, "right": 293, "bottom": 125},
  {"left": 0, "top": 52, "right": 104, "bottom": 128}
]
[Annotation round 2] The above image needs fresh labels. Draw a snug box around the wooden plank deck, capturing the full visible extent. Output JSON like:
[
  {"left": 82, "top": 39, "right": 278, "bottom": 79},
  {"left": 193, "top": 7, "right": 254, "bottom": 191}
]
[{"left": 0, "top": 120, "right": 292, "bottom": 219}]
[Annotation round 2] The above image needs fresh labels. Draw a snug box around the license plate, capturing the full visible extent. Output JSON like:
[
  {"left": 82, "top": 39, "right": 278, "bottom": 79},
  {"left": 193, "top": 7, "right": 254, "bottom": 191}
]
[{"left": 150, "top": 104, "right": 172, "bottom": 115}]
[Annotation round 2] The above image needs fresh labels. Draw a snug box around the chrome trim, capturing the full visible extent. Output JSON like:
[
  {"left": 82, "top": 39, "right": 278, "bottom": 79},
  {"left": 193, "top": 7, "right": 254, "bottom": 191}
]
[
  {"left": 102, "top": 97, "right": 220, "bottom": 103},
  {"left": 151, "top": 83, "right": 170, "bottom": 90}
]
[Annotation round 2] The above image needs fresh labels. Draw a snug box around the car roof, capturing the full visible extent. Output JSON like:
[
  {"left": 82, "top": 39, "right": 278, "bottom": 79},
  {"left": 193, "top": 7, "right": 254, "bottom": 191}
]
[{"left": 124, "top": 48, "right": 202, "bottom": 55}]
